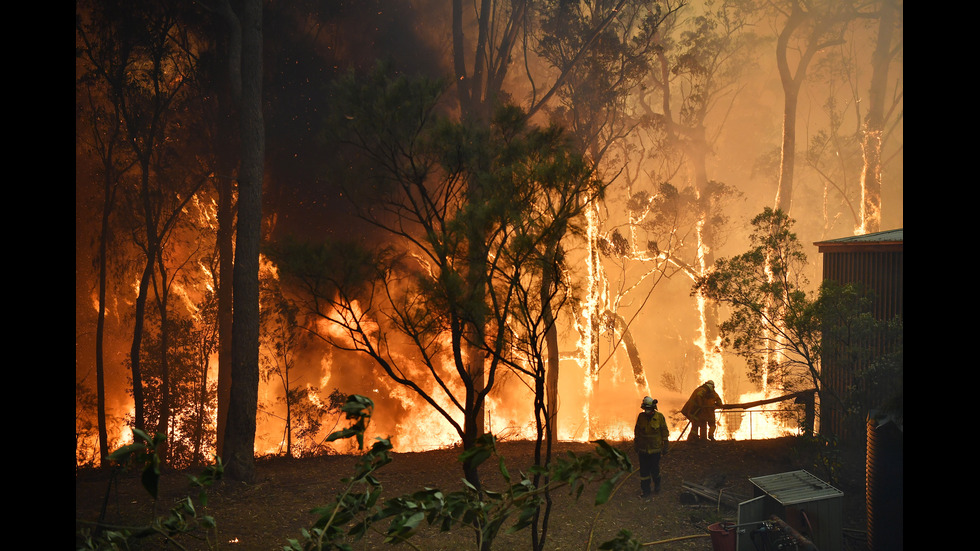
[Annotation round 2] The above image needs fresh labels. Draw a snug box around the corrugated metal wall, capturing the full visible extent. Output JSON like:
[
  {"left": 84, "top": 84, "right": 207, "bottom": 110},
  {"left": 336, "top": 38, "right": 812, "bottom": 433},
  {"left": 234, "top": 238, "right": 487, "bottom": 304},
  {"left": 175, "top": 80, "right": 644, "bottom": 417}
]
[{"left": 819, "top": 247, "right": 903, "bottom": 441}]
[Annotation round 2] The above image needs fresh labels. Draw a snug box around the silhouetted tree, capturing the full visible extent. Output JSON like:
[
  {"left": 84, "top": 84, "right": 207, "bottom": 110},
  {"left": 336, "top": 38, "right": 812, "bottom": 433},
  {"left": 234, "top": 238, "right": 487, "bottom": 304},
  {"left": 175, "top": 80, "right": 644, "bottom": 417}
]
[
  {"left": 223, "top": 0, "right": 265, "bottom": 483},
  {"left": 769, "top": 0, "right": 856, "bottom": 213},
  {"left": 76, "top": 0, "right": 208, "bottom": 442},
  {"left": 275, "top": 67, "right": 599, "bottom": 499},
  {"left": 858, "top": 0, "right": 902, "bottom": 233}
]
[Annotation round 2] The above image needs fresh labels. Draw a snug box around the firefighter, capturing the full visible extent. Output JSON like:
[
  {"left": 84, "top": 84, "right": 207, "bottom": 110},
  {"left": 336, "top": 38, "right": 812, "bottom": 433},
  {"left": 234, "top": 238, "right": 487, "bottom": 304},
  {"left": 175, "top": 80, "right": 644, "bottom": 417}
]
[
  {"left": 633, "top": 396, "right": 670, "bottom": 497},
  {"left": 681, "top": 380, "right": 723, "bottom": 441}
]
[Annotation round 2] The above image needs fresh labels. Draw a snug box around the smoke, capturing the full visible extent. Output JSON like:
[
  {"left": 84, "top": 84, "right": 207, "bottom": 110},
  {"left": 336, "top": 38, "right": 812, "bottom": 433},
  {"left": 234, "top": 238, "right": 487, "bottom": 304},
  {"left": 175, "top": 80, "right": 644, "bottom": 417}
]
[{"left": 76, "top": 0, "right": 902, "bottom": 463}]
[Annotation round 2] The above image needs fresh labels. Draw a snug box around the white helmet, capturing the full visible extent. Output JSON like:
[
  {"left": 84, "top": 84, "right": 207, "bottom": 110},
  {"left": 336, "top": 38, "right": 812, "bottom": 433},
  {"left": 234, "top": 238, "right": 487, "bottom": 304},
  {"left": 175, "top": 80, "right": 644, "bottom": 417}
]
[
  {"left": 705, "top": 380, "right": 715, "bottom": 390},
  {"left": 641, "top": 396, "right": 657, "bottom": 410}
]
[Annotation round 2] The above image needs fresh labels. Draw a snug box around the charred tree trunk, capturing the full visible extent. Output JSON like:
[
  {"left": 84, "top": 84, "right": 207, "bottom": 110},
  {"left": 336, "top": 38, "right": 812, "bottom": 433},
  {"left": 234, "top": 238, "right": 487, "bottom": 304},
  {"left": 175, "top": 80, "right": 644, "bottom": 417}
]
[
  {"left": 211, "top": 0, "right": 242, "bottom": 462},
  {"left": 94, "top": 153, "right": 120, "bottom": 464},
  {"left": 130, "top": 246, "right": 155, "bottom": 433},
  {"left": 541, "top": 245, "right": 560, "bottom": 445},
  {"left": 224, "top": 0, "right": 264, "bottom": 483},
  {"left": 154, "top": 248, "right": 173, "bottom": 465},
  {"left": 192, "top": 336, "right": 210, "bottom": 464},
  {"left": 95, "top": 222, "right": 110, "bottom": 462},
  {"left": 860, "top": 0, "right": 897, "bottom": 234},
  {"left": 530, "top": 352, "right": 554, "bottom": 551},
  {"left": 608, "top": 310, "right": 648, "bottom": 392},
  {"left": 216, "top": 168, "right": 235, "bottom": 457}
]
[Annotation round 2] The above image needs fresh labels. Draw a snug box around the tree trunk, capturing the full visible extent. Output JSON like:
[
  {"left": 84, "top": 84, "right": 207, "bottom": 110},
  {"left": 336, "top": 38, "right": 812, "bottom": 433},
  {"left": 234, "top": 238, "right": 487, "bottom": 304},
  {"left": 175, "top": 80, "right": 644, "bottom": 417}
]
[
  {"left": 130, "top": 254, "right": 154, "bottom": 433},
  {"left": 773, "top": 5, "right": 808, "bottom": 213},
  {"left": 541, "top": 251, "right": 560, "bottom": 445},
  {"left": 95, "top": 170, "right": 115, "bottom": 464},
  {"left": 585, "top": 202, "right": 602, "bottom": 441},
  {"left": 155, "top": 251, "right": 172, "bottom": 465},
  {"left": 193, "top": 340, "right": 209, "bottom": 464},
  {"left": 860, "top": 0, "right": 896, "bottom": 234},
  {"left": 224, "top": 0, "right": 264, "bottom": 483},
  {"left": 775, "top": 84, "right": 801, "bottom": 214},
  {"left": 216, "top": 173, "right": 234, "bottom": 458},
  {"left": 214, "top": 0, "right": 241, "bottom": 461},
  {"left": 609, "top": 310, "right": 648, "bottom": 392}
]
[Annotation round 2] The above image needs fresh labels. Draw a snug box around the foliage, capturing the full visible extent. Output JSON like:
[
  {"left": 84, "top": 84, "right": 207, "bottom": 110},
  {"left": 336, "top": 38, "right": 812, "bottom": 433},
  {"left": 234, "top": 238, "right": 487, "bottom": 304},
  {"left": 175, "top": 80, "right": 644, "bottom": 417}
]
[
  {"left": 817, "top": 279, "right": 903, "bottom": 425},
  {"left": 133, "top": 312, "right": 218, "bottom": 469},
  {"left": 694, "top": 208, "right": 903, "bottom": 418},
  {"left": 792, "top": 433, "right": 844, "bottom": 486},
  {"left": 75, "top": 428, "right": 224, "bottom": 551},
  {"left": 278, "top": 63, "right": 603, "bottom": 491},
  {"left": 76, "top": 381, "right": 103, "bottom": 469},
  {"left": 597, "top": 529, "right": 643, "bottom": 551},
  {"left": 536, "top": 0, "right": 669, "bottom": 157},
  {"left": 693, "top": 207, "right": 820, "bottom": 392},
  {"left": 286, "top": 395, "right": 633, "bottom": 551},
  {"left": 259, "top": 264, "right": 330, "bottom": 457}
]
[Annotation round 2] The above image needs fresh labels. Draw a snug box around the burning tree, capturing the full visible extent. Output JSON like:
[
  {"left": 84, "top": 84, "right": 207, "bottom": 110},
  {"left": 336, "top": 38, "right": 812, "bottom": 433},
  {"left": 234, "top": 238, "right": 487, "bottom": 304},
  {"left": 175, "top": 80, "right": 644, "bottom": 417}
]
[
  {"left": 531, "top": 0, "right": 686, "bottom": 440},
  {"left": 74, "top": 0, "right": 903, "bottom": 474},
  {"left": 259, "top": 263, "right": 339, "bottom": 458},
  {"left": 694, "top": 208, "right": 902, "bottom": 437},
  {"left": 273, "top": 65, "right": 600, "bottom": 490},
  {"left": 76, "top": 0, "right": 220, "bottom": 466},
  {"left": 694, "top": 209, "right": 820, "bottom": 394}
]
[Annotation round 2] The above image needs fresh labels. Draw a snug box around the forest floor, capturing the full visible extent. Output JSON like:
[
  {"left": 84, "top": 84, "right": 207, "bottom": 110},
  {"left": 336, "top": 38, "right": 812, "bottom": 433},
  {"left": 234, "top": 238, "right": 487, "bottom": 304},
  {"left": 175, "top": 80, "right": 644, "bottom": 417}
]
[{"left": 76, "top": 436, "right": 870, "bottom": 551}]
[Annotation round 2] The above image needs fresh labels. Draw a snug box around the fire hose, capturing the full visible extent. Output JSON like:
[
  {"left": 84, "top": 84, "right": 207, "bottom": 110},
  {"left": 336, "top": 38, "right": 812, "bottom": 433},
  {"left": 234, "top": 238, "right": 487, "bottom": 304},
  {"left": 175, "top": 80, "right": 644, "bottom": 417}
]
[
  {"left": 675, "top": 420, "right": 691, "bottom": 441},
  {"left": 718, "top": 517, "right": 818, "bottom": 551},
  {"left": 638, "top": 533, "right": 711, "bottom": 546}
]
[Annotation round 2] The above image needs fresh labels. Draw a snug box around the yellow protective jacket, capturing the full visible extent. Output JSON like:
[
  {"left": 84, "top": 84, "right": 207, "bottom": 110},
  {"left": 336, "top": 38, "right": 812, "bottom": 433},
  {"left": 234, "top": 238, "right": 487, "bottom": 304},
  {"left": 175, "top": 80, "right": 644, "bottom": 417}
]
[
  {"left": 634, "top": 410, "right": 670, "bottom": 454},
  {"left": 681, "top": 384, "right": 723, "bottom": 422}
]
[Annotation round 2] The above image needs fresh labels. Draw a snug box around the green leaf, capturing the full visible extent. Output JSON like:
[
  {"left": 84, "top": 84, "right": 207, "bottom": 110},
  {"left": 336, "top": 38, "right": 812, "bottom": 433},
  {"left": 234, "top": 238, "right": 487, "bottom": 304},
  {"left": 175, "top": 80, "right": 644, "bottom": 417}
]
[
  {"left": 498, "top": 456, "right": 511, "bottom": 483},
  {"left": 349, "top": 519, "right": 370, "bottom": 540},
  {"left": 595, "top": 479, "right": 614, "bottom": 505},
  {"left": 141, "top": 457, "right": 160, "bottom": 499},
  {"left": 106, "top": 442, "right": 143, "bottom": 463},
  {"left": 326, "top": 427, "right": 358, "bottom": 442},
  {"left": 131, "top": 427, "right": 153, "bottom": 445},
  {"left": 385, "top": 511, "right": 425, "bottom": 543}
]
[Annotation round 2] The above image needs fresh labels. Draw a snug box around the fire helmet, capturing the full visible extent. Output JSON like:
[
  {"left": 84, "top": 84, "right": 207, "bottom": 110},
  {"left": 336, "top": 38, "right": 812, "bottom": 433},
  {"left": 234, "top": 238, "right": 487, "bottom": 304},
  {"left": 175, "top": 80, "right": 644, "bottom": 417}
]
[
  {"left": 705, "top": 380, "right": 715, "bottom": 390},
  {"left": 641, "top": 396, "right": 657, "bottom": 410}
]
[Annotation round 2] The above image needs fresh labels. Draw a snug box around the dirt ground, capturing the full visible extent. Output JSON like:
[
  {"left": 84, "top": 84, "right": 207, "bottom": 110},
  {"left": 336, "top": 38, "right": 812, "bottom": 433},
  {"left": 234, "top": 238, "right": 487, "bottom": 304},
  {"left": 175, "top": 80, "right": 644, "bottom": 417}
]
[{"left": 75, "top": 436, "right": 869, "bottom": 551}]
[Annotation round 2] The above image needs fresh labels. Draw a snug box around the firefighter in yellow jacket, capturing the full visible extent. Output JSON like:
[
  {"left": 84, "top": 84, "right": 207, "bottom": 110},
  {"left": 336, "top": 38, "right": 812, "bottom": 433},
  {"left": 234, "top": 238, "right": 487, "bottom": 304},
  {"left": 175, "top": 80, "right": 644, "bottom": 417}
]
[
  {"left": 633, "top": 396, "right": 670, "bottom": 497},
  {"left": 681, "top": 380, "right": 723, "bottom": 441}
]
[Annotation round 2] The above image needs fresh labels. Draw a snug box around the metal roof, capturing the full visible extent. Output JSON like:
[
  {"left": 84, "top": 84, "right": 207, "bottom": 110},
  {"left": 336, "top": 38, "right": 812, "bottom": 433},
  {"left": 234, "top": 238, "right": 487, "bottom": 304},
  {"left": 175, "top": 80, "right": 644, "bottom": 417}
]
[
  {"left": 749, "top": 470, "right": 843, "bottom": 505},
  {"left": 814, "top": 228, "right": 903, "bottom": 251}
]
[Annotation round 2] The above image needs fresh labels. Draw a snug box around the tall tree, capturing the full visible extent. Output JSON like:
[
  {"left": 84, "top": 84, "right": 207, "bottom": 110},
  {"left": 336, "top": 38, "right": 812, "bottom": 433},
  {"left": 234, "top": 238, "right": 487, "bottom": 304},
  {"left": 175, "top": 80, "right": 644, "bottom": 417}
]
[
  {"left": 637, "top": 0, "right": 759, "bottom": 398},
  {"left": 223, "top": 0, "right": 265, "bottom": 483},
  {"left": 533, "top": 0, "right": 678, "bottom": 440},
  {"left": 277, "top": 68, "right": 599, "bottom": 494},
  {"left": 259, "top": 269, "right": 306, "bottom": 458},
  {"left": 77, "top": 0, "right": 204, "bottom": 436},
  {"left": 693, "top": 208, "right": 822, "bottom": 395},
  {"left": 694, "top": 207, "right": 902, "bottom": 435},
  {"left": 770, "top": 0, "right": 854, "bottom": 213},
  {"left": 76, "top": 9, "right": 137, "bottom": 461},
  {"left": 477, "top": 156, "right": 598, "bottom": 551},
  {"left": 197, "top": 0, "right": 243, "bottom": 459},
  {"left": 858, "top": 0, "right": 901, "bottom": 233}
]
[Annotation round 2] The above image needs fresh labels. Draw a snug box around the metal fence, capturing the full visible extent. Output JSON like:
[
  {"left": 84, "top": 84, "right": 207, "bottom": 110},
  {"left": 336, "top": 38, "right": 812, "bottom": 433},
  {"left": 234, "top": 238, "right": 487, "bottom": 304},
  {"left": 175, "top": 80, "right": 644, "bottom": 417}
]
[{"left": 714, "top": 406, "right": 806, "bottom": 440}]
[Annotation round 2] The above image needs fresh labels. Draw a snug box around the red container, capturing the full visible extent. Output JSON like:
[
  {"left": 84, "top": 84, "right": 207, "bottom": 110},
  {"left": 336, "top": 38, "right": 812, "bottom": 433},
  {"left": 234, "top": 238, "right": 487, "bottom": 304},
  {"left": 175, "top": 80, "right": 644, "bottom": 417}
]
[{"left": 707, "top": 522, "right": 736, "bottom": 551}]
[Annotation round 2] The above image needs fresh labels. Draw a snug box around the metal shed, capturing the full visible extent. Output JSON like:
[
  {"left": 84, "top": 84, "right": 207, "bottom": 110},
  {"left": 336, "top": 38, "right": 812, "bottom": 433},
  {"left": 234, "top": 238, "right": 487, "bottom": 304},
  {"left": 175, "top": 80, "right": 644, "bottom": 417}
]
[
  {"left": 814, "top": 228, "right": 903, "bottom": 442},
  {"left": 736, "top": 470, "right": 843, "bottom": 551}
]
